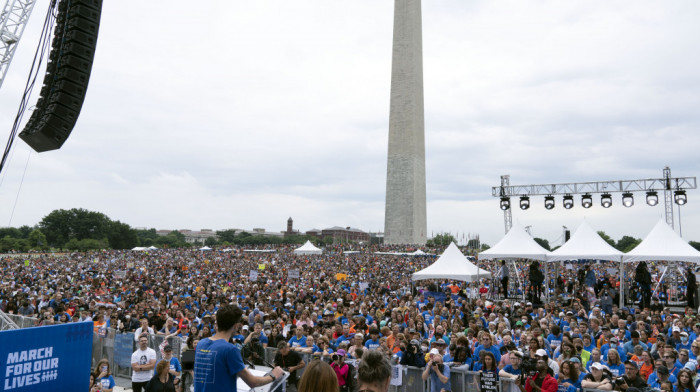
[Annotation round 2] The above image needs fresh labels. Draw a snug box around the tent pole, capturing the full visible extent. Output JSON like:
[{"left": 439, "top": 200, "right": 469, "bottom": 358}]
[
  {"left": 619, "top": 258, "right": 623, "bottom": 309},
  {"left": 545, "top": 262, "right": 549, "bottom": 303}
]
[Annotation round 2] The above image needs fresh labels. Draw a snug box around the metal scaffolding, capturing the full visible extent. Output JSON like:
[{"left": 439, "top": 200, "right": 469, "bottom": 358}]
[{"left": 0, "top": 0, "right": 38, "bottom": 90}]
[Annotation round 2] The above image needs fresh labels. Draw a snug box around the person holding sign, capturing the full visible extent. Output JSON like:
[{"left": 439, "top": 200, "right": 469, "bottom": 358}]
[{"left": 422, "top": 349, "right": 451, "bottom": 392}]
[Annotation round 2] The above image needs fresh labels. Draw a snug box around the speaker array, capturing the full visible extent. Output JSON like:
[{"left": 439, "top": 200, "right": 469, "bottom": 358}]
[{"left": 19, "top": 0, "right": 102, "bottom": 152}]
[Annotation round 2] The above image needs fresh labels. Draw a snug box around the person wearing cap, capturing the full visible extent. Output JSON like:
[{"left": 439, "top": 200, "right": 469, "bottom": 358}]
[
  {"left": 617, "top": 360, "right": 648, "bottom": 390},
  {"left": 581, "top": 363, "right": 613, "bottom": 390},
  {"left": 500, "top": 350, "right": 523, "bottom": 379},
  {"left": 400, "top": 339, "right": 426, "bottom": 368},
  {"left": 648, "top": 365, "right": 675, "bottom": 389},
  {"left": 676, "top": 331, "right": 692, "bottom": 351},
  {"left": 330, "top": 349, "right": 351, "bottom": 391},
  {"left": 534, "top": 349, "right": 559, "bottom": 377},
  {"left": 161, "top": 344, "right": 182, "bottom": 387},
  {"left": 422, "top": 348, "right": 451, "bottom": 392}
]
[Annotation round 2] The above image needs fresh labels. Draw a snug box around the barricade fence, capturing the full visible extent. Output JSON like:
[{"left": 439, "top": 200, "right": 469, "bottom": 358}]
[{"left": 2, "top": 313, "right": 552, "bottom": 391}]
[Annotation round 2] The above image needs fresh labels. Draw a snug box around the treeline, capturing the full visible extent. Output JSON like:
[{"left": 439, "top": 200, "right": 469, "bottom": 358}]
[{"left": 0, "top": 208, "right": 330, "bottom": 252}]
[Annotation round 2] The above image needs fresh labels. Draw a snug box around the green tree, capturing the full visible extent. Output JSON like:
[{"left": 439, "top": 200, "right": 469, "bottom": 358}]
[
  {"left": 216, "top": 229, "right": 237, "bottom": 243},
  {"left": 135, "top": 228, "right": 158, "bottom": 246},
  {"left": 28, "top": 229, "right": 48, "bottom": 249},
  {"left": 690, "top": 241, "right": 700, "bottom": 252},
  {"left": 39, "top": 208, "right": 112, "bottom": 247},
  {"left": 0, "top": 236, "right": 18, "bottom": 252},
  {"left": 107, "top": 221, "right": 138, "bottom": 249},
  {"left": 534, "top": 237, "right": 551, "bottom": 251},
  {"left": 597, "top": 231, "right": 616, "bottom": 248},
  {"left": 616, "top": 235, "right": 641, "bottom": 252},
  {"left": 427, "top": 233, "right": 456, "bottom": 247},
  {"left": 204, "top": 237, "right": 218, "bottom": 246}
]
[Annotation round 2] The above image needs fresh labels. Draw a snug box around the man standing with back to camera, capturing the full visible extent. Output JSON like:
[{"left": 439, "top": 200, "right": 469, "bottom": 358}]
[{"left": 194, "top": 305, "right": 283, "bottom": 392}]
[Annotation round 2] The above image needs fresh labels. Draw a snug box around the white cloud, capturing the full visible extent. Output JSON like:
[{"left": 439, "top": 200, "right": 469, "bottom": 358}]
[{"left": 0, "top": 0, "right": 698, "bottom": 246}]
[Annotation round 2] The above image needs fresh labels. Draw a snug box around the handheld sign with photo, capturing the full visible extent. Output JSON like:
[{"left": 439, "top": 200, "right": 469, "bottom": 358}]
[{"left": 480, "top": 371, "right": 499, "bottom": 392}]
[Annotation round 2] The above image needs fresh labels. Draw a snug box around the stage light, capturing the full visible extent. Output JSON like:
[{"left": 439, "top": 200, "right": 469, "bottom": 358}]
[
  {"left": 622, "top": 192, "right": 634, "bottom": 207},
  {"left": 646, "top": 191, "right": 658, "bottom": 206},
  {"left": 581, "top": 194, "right": 593, "bottom": 208},
  {"left": 601, "top": 193, "right": 613, "bottom": 208},
  {"left": 563, "top": 194, "right": 574, "bottom": 209},
  {"left": 544, "top": 195, "right": 555, "bottom": 210},
  {"left": 500, "top": 197, "right": 511, "bottom": 210},
  {"left": 675, "top": 190, "right": 687, "bottom": 205},
  {"left": 519, "top": 196, "right": 530, "bottom": 210}
]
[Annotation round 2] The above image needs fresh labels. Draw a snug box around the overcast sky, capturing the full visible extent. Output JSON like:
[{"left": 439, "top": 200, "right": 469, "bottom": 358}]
[{"left": 0, "top": 0, "right": 699, "bottom": 247}]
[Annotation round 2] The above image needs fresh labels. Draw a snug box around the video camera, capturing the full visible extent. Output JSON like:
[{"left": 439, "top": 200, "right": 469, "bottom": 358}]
[{"left": 519, "top": 357, "right": 538, "bottom": 383}]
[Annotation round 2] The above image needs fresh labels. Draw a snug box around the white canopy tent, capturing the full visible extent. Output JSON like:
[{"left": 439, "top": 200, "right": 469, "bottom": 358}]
[
  {"left": 132, "top": 247, "right": 147, "bottom": 251},
  {"left": 294, "top": 240, "right": 322, "bottom": 255},
  {"left": 479, "top": 223, "right": 549, "bottom": 261},
  {"left": 412, "top": 242, "right": 491, "bottom": 282},
  {"left": 548, "top": 220, "right": 624, "bottom": 305},
  {"left": 624, "top": 218, "right": 700, "bottom": 263},
  {"left": 199, "top": 246, "right": 213, "bottom": 251}
]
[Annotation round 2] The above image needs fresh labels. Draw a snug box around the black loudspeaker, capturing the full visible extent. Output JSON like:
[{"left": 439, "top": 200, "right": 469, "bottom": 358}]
[{"left": 19, "top": 0, "right": 102, "bottom": 152}]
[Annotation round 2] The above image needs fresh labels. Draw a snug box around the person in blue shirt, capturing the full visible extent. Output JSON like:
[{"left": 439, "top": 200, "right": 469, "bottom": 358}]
[
  {"left": 288, "top": 327, "right": 307, "bottom": 348},
  {"left": 194, "top": 305, "right": 283, "bottom": 392},
  {"left": 474, "top": 333, "right": 501, "bottom": 364},
  {"left": 547, "top": 325, "right": 563, "bottom": 354},
  {"left": 161, "top": 345, "right": 181, "bottom": 382},
  {"left": 662, "top": 350, "right": 683, "bottom": 378},
  {"left": 95, "top": 359, "right": 115, "bottom": 392},
  {"left": 364, "top": 328, "right": 381, "bottom": 350},
  {"left": 423, "top": 349, "right": 451, "bottom": 392},
  {"left": 677, "top": 331, "right": 692, "bottom": 351},
  {"left": 605, "top": 349, "right": 625, "bottom": 377},
  {"left": 499, "top": 350, "right": 523, "bottom": 380},
  {"left": 557, "top": 360, "right": 581, "bottom": 392}
]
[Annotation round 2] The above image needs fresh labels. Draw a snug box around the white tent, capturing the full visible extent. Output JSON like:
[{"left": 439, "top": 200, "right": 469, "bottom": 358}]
[
  {"left": 132, "top": 247, "right": 147, "bottom": 251},
  {"left": 547, "top": 220, "right": 623, "bottom": 262},
  {"left": 199, "top": 246, "right": 213, "bottom": 251},
  {"left": 412, "top": 242, "right": 491, "bottom": 282},
  {"left": 624, "top": 218, "right": 700, "bottom": 263},
  {"left": 294, "top": 240, "right": 322, "bottom": 255},
  {"left": 147, "top": 246, "right": 158, "bottom": 250},
  {"left": 479, "top": 223, "right": 549, "bottom": 261}
]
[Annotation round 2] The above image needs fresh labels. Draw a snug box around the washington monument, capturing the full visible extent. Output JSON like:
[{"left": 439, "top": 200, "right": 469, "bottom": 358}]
[{"left": 384, "top": 0, "right": 427, "bottom": 245}]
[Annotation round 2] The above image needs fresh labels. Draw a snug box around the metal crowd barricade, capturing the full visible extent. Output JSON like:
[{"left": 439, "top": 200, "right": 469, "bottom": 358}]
[
  {"left": 403, "top": 365, "right": 427, "bottom": 392},
  {"left": 501, "top": 376, "right": 519, "bottom": 392}
]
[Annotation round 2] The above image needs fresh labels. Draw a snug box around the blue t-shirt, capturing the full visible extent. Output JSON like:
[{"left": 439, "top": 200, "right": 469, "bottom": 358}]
[
  {"left": 502, "top": 364, "right": 522, "bottom": 376},
  {"left": 194, "top": 338, "right": 245, "bottom": 392},
  {"left": 97, "top": 375, "right": 115, "bottom": 390},
  {"left": 166, "top": 357, "right": 182, "bottom": 373},
  {"left": 289, "top": 335, "right": 307, "bottom": 348},
  {"left": 365, "top": 338, "right": 381, "bottom": 350},
  {"left": 429, "top": 363, "right": 451, "bottom": 392}
]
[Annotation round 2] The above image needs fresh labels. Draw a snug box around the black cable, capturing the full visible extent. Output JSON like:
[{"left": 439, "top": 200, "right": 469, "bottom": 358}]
[{"left": 0, "top": 0, "right": 60, "bottom": 177}]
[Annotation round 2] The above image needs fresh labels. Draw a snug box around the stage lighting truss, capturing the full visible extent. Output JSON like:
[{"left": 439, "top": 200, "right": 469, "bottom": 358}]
[
  {"left": 622, "top": 192, "right": 634, "bottom": 207},
  {"left": 562, "top": 194, "right": 574, "bottom": 209},
  {"left": 519, "top": 196, "right": 530, "bottom": 210},
  {"left": 500, "top": 197, "right": 511, "bottom": 210},
  {"left": 544, "top": 195, "right": 555, "bottom": 210},
  {"left": 601, "top": 193, "right": 613, "bottom": 208}
]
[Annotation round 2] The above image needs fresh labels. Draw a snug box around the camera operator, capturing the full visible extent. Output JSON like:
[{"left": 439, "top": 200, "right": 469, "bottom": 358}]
[
  {"left": 422, "top": 350, "right": 450, "bottom": 392},
  {"left": 330, "top": 349, "right": 351, "bottom": 392},
  {"left": 400, "top": 339, "right": 426, "bottom": 368},
  {"left": 242, "top": 336, "right": 265, "bottom": 366},
  {"left": 515, "top": 357, "right": 557, "bottom": 392},
  {"left": 614, "top": 361, "right": 647, "bottom": 391}
]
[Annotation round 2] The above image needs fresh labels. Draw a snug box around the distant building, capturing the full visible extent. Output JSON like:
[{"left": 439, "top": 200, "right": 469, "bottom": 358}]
[
  {"left": 155, "top": 229, "right": 218, "bottom": 243},
  {"left": 321, "top": 226, "right": 370, "bottom": 242},
  {"left": 284, "top": 217, "right": 300, "bottom": 237}
]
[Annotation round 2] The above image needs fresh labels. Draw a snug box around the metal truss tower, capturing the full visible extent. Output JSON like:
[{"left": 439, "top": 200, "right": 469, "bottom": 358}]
[{"left": 0, "top": 0, "right": 37, "bottom": 90}]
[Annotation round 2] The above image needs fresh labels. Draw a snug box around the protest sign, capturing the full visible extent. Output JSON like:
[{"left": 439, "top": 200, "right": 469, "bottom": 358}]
[{"left": 480, "top": 371, "right": 499, "bottom": 392}]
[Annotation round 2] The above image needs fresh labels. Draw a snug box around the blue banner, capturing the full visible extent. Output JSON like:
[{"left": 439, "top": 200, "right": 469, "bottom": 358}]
[
  {"left": 0, "top": 321, "right": 93, "bottom": 392},
  {"left": 114, "top": 333, "right": 135, "bottom": 368}
]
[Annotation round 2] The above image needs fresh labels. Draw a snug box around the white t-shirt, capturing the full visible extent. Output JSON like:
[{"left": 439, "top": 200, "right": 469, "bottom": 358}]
[
  {"left": 131, "top": 347, "right": 157, "bottom": 382},
  {"left": 134, "top": 327, "right": 155, "bottom": 341}
]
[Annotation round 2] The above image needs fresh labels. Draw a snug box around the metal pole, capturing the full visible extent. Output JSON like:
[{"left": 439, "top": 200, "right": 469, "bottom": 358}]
[{"left": 619, "top": 258, "right": 624, "bottom": 308}]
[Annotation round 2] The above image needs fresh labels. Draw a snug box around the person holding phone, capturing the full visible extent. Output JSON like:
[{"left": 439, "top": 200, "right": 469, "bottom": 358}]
[
  {"left": 94, "top": 359, "right": 114, "bottom": 392},
  {"left": 422, "top": 349, "right": 450, "bottom": 392}
]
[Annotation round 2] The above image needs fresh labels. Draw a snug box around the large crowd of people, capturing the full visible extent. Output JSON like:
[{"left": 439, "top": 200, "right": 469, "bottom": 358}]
[{"left": 1, "top": 244, "right": 699, "bottom": 392}]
